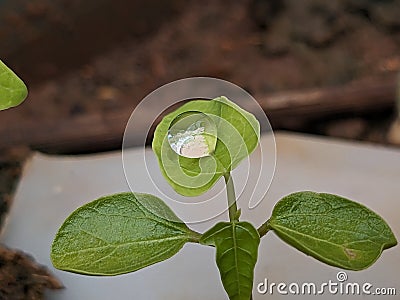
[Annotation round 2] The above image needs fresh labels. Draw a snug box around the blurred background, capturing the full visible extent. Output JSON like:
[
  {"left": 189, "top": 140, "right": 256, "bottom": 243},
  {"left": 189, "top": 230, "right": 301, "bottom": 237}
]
[
  {"left": 0, "top": 0, "right": 400, "bottom": 154},
  {"left": 0, "top": 0, "right": 400, "bottom": 298}
]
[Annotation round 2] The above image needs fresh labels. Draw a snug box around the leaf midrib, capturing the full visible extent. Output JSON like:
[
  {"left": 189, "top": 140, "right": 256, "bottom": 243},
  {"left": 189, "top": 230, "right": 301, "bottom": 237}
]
[
  {"left": 55, "top": 234, "right": 188, "bottom": 256},
  {"left": 271, "top": 223, "right": 381, "bottom": 248}
]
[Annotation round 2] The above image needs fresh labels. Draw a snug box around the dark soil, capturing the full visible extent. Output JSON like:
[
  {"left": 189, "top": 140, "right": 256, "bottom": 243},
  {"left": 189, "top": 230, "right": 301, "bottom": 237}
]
[
  {"left": 0, "top": 246, "right": 63, "bottom": 300},
  {"left": 0, "top": 147, "right": 30, "bottom": 229}
]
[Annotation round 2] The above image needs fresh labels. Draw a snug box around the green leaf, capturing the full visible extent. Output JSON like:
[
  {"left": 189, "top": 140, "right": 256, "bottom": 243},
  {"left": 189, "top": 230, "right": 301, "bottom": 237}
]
[
  {"left": 269, "top": 191, "right": 397, "bottom": 270},
  {"left": 200, "top": 222, "right": 260, "bottom": 300},
  {"left": 152, "top": 96, "right": 260, "bottom": 196},
  {"left": 51, "top": 192, "right": 198, "bottom": 275},
  {"left": 0, "top": 60, "right": 28, "bottom": 110}
]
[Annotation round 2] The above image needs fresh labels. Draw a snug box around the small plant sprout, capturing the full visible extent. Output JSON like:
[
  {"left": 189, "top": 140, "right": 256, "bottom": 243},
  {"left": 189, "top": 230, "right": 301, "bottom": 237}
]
[
  {"left": 0, "top": 59, "right": 28, "bottom": 110},
  {"left": 51, "top": 96, "right": 397, "bottom": 300}
]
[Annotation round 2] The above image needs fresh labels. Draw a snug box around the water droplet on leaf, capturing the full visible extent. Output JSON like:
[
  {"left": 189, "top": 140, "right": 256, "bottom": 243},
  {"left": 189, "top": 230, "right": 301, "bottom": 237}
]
[{"left": 167, "top": 111, "right": 217, "bottom": 158}]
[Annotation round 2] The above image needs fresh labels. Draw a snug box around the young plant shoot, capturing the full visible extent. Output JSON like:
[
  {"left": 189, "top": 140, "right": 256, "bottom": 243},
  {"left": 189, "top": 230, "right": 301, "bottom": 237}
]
[{"left": 51, "top": 96, "right": 397, "bottom": 300}]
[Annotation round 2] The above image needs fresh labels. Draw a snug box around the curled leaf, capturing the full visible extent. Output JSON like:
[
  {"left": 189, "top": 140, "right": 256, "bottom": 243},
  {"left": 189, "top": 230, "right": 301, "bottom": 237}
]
[{"left": 152, "top": 96, "right": 260, "bottom": 196}]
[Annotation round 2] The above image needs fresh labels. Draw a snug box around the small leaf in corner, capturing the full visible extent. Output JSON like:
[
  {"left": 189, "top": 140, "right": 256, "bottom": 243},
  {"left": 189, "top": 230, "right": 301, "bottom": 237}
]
[
  {"left": 0, "top": 60, "right": 28, "bottom": 110},
  {"left": 269, "top": 191, "right": 397, "bottom": 270}
]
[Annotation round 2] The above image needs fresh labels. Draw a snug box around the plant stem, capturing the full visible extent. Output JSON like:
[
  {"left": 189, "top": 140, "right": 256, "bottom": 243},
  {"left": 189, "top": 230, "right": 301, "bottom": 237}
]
[
  {"left": 189, "top": 230, "right": 202, "bottom": 243},
  {"left": 257, "top": 220, "right": 271, "bottom": 238},
  {"left": 224, "top": 172, "right": 239, "bottom": 222}
]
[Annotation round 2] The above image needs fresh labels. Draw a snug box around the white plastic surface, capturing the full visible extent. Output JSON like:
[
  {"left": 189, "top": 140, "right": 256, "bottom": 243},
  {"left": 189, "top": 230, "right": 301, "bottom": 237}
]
[{"left": 2, "top": 132, "right": 399, "bottom": 299}]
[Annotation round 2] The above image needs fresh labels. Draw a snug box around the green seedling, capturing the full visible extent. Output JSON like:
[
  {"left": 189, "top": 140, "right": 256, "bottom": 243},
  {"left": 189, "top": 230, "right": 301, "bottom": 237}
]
[{"left": 51, "top": 96, "right": 397, "bottom": 300}]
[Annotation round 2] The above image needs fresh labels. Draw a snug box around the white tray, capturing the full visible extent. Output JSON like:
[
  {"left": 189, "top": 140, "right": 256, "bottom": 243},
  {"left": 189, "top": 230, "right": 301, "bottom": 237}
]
[{"left": 2, "top": 132, "right": 399, "bottom": 299}]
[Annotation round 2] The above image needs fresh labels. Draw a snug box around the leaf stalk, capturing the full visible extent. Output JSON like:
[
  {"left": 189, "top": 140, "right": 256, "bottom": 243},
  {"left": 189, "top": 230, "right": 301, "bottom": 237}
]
[
  {"left": 224, "top": 172, "right": 239, "bottom": 222},
  {"left": 257, "top": 220, "right": 271, "bottom": 238}
]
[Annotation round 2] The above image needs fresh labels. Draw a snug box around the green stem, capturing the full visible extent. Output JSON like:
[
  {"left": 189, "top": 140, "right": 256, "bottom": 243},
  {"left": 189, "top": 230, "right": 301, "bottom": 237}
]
[
  {"left": 189, "top": 230, "right": 202, "bottom": 243},
  {"left": 257, "top": 219, "right": 271, "bottom": 238},
  {"left": 224, "top": 172, "right": 239, "bottom": 222}
]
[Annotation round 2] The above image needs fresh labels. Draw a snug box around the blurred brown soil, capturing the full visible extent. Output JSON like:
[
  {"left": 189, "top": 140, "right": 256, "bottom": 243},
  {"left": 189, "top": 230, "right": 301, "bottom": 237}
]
[{"left": 1, "top": 0, "right": 399, "bottom": 135}]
